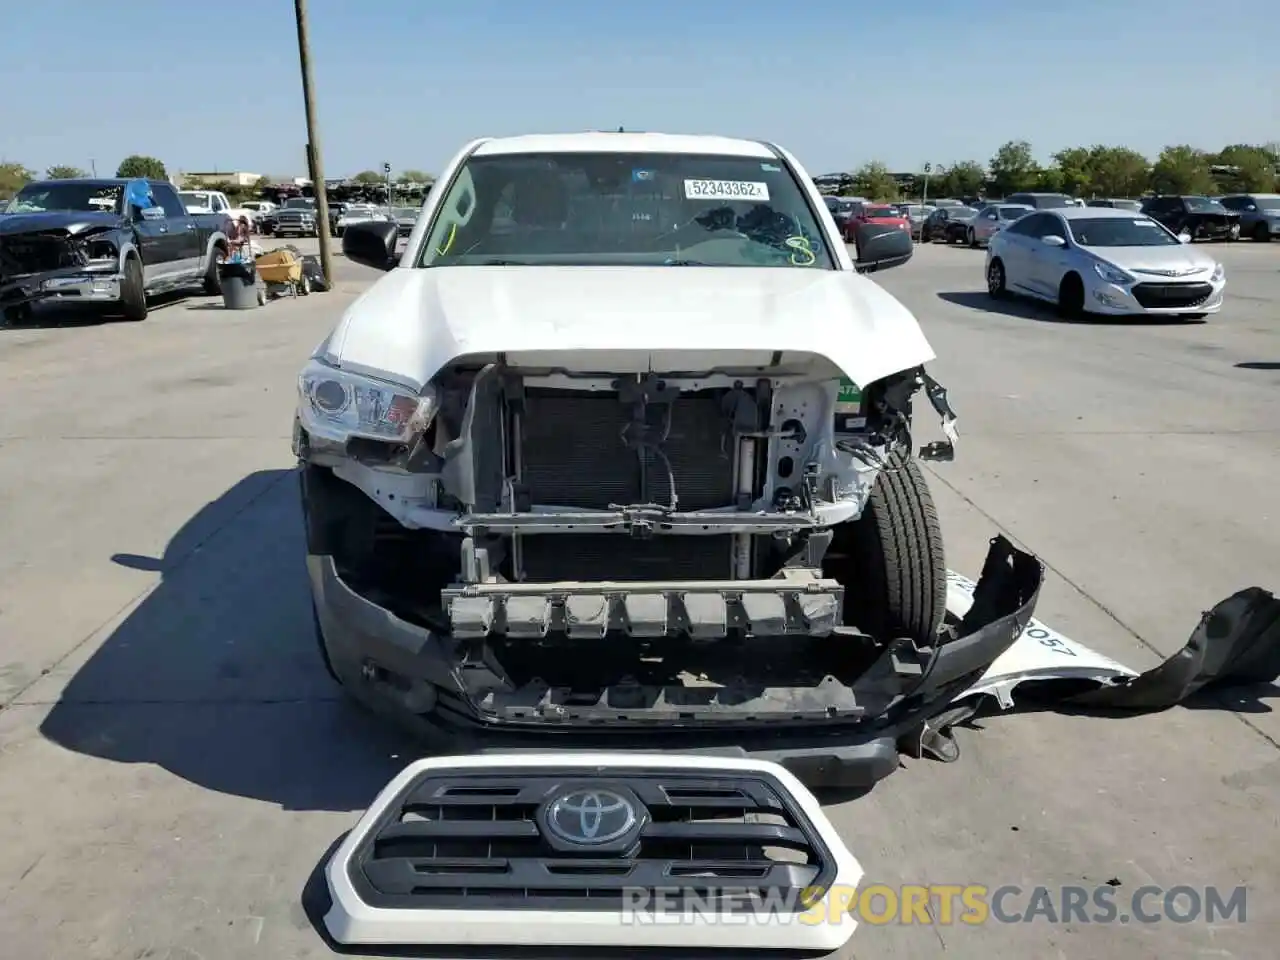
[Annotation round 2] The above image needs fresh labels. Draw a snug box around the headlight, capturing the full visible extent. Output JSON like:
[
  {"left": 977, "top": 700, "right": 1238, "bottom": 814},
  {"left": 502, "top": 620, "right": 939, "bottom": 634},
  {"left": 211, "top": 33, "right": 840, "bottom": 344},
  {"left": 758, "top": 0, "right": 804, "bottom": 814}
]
[
  {"left": 297, "top": 358, "right": 438, "bottom": 443},
  {"left": 1093, "top": 262, "right": 1134, "bottom": 285},
  {"left": 1211, "top": 262, "right": 1225, "bottom": 282}
]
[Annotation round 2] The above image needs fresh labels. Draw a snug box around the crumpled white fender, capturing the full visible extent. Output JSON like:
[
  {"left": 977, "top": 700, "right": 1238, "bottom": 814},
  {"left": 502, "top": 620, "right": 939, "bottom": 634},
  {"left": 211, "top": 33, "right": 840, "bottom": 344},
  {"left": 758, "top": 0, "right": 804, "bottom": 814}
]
[{"left": 945, "top": 570, "right": 1137, "bottom": 709}]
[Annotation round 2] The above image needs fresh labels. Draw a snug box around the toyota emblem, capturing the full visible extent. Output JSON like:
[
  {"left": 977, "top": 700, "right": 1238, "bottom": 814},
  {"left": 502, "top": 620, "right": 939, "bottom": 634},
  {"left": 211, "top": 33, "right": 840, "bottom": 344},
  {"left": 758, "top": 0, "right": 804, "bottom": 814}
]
[{"left": 544, "top": 788, "right": 638, "bottom": 846}]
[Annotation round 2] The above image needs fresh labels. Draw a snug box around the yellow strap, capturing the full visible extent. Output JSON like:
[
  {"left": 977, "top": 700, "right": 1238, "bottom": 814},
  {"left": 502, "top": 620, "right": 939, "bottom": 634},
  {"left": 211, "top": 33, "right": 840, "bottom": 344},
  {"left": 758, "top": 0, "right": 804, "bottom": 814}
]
[{"left": 436, "top": 222, "right": 457, "bottom": 256}]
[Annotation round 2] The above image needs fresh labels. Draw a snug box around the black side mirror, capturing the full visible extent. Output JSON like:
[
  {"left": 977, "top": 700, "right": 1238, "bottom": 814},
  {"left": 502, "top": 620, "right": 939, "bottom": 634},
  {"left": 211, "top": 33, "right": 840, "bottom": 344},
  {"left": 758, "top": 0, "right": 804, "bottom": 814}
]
[
  {"left": 853, "top": 222, "right": 913, "bottom": 274},
  {"left": 342, "top": 220, "right": 399, "bottom": 271}
]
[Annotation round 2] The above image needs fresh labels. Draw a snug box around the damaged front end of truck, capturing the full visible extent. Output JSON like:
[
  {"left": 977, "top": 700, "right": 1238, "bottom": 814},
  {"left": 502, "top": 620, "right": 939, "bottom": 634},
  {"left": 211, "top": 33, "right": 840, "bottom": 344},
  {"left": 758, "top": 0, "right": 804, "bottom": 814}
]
[
  {"left": 295, "top": 340, "right": 1044, "bottom": 788},
  {"left": 0, "top": 213, "right": 129, "bottom": 321}
]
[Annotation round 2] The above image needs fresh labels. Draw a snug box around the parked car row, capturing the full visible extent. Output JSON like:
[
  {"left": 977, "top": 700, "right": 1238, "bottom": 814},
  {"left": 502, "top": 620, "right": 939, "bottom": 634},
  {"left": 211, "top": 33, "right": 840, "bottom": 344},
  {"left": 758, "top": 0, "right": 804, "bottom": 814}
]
[{"left": 824, "top": 188, "right": 1280, "bottom": 251}]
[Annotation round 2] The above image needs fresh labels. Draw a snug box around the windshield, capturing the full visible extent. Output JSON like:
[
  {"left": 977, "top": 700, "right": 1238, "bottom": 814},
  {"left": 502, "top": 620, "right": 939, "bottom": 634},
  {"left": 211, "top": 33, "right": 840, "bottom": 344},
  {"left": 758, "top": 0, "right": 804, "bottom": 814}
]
[
  {"left": 418, "top": 151, "right": 834, "bottom": 269},
  {"left": 951, "top": 207, "right": 978, "bottom": 219},
  {"left": 394, "top": 207, "right": 418, "bottom": 218},
  {"left": 998, "top": 206, "right": 1032, "bottom": 220},
  {"left": 284, "top": 198, "right": 315, "bottom": 209},
  {"left": 833, "top": 200, "right": 858, "bottom": 213},
  {"left": 180, "top": 192, "right": 211, "bottom": 206},
  {"left": 7, "top": 182, "right": 123, "bottom": 214},
  {"left": 1068, "top": 216, "right": 1178, "bottom": 247},
  {"left": 1035, "top": 195, "right": 1074, "bottom": 208},
  {"left": 863, "top": 206, "right": 898, "bottom": 218},
  {"left": 1184, "top": 196, "right": 1226, "bottom": 213}
]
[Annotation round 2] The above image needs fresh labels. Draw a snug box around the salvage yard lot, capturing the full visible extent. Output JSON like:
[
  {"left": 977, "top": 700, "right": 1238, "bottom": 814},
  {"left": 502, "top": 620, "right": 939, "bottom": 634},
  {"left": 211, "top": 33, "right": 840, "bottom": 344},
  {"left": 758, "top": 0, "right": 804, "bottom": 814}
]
[{"left": 0, "top": 240, "right": 1277, "bottom": 959}]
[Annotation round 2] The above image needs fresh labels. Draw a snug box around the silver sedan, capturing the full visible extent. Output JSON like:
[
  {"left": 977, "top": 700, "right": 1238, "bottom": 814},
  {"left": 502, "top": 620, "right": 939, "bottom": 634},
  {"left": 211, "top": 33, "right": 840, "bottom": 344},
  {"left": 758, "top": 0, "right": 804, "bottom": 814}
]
[
  {"left": 900, "top": 203, "right": 936, "bottom": 240},
  {"left": 984, "top": 207, "right": 1226, "bottom": 319},
  {"left": 966, "top": 204, "right": 1033, "bottom": 247}
]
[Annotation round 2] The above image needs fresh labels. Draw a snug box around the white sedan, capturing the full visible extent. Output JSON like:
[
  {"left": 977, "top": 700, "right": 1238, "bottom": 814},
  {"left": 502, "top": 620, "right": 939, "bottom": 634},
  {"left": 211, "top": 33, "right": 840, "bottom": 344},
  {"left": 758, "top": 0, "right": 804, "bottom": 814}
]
[
  {"left": 984, "top": 207, "right": 1226, "bottom": 319},
  {"left": 967, "top": 203, "right": 1033, "bottom": 247}
]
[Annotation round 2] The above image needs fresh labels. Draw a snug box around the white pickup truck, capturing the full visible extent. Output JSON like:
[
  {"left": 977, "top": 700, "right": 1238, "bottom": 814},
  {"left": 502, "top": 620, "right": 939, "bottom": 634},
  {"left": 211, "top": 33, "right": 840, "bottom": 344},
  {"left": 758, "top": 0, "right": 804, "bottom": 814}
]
[{"left": 178, "top": 189, "right": 260, "bottom": 230}]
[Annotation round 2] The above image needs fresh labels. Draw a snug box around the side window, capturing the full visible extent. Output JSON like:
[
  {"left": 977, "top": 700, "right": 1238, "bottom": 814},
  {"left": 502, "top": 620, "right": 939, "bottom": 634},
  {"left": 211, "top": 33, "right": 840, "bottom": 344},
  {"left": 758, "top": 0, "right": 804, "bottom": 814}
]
[
  {"left": 151, "top": 183, "right": 188, "bottom": 219},
  {"left": 1005, "top": 212, "right": 1043, "bottom": 236},
  {"left": 1041, "top": 215, "right": 1067, "bottom": 240}
]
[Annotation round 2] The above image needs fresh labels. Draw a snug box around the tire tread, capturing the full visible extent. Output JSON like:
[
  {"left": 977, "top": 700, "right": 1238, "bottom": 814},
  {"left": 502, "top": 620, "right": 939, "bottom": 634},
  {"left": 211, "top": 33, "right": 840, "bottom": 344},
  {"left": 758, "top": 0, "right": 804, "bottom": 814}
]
[{"left": 840, "top": 449, "right": 946, "bottom": 643}]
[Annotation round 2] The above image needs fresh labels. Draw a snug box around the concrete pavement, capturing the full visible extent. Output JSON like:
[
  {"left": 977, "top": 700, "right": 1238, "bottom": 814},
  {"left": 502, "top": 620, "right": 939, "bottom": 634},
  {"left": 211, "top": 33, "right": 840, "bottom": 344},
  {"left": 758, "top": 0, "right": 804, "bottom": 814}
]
[{"left": 0, "top": 239, "right": 1276, "bottom": 959}]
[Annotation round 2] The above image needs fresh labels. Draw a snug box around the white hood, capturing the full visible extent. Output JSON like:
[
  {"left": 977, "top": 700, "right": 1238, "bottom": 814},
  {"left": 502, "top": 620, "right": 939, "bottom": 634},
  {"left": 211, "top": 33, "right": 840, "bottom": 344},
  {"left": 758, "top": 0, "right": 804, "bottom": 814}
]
[
  {"left": 325, "top": 266, "right": 935, "bottom": 391},
  {"left": 1086, "top": 242, "right": 1217, "bottom": 275}
]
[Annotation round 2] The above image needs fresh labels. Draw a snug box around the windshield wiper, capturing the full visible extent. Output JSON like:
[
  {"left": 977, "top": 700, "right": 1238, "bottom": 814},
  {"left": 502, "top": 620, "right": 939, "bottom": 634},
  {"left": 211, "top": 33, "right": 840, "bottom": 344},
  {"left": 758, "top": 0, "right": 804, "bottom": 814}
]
[{"left": 662, "top": 258, "right": 712, "bottom": 266}]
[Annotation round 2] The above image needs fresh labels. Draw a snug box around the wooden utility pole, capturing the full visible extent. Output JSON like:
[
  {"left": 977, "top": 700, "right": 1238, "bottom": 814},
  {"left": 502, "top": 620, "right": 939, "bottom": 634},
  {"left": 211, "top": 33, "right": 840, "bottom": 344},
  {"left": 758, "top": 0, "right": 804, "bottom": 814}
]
[{"left": 293, "top": 0, "right": 334, "bottom": 286}]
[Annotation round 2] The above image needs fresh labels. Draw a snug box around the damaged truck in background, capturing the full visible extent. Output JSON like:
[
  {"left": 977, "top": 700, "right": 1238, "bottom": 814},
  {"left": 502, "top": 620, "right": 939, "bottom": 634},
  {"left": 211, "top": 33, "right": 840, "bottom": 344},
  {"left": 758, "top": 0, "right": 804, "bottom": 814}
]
[
  {"left": 295, "top": 133, "right": 1046, "bottom": 789},
  {"left": 0, "top": 177, "right": 230, "bottom": 324}
]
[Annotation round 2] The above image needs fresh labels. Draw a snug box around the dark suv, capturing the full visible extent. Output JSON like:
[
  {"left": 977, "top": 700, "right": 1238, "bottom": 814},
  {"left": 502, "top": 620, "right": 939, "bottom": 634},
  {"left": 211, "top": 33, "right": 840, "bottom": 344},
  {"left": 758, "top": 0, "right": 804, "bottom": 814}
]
[
  {"left": 1005, "top": 192, "right": 1075, "bottom": 209},
  {"left": 1139, "top": 196, "right": 1240, "bottom": 242},
  {"left": 1217, "top": 194, "right": 1280, "bottom": 242}
]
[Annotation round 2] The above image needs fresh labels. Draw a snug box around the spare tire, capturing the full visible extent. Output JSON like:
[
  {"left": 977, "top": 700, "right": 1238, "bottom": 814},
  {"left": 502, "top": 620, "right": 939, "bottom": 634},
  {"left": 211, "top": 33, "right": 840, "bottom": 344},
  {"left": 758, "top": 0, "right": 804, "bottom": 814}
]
[{"left": 827, "top": 448, "right": 947, "bottom": 644}]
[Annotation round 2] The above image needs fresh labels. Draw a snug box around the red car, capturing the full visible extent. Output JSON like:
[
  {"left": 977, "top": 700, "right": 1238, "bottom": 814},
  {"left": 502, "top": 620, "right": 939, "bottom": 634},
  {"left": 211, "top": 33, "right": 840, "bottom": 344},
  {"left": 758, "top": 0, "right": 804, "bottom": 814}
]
[{"left": 842, "top": 202, "right": 910, "bottom": 242}]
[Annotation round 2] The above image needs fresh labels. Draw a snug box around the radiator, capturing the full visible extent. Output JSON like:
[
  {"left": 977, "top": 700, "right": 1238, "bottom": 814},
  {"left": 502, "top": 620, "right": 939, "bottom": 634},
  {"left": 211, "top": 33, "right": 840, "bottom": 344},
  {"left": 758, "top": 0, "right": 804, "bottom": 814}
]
[
  {"left": 519, "top": 388, "right": 736, "bottom": 511},
  {"left": 517, "top": 387, "right": 738, "bottom": 582}
]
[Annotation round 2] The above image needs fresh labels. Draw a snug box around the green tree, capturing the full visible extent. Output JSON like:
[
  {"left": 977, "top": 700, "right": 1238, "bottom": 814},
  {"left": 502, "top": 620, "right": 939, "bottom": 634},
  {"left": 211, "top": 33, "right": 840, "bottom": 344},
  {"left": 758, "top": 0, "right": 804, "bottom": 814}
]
[
  {"left": 352, "top": 170, "right": 384, "bottom": 184},
  {"left": 1214, "top": 144, "right": 1277, "bottom": 192},
  {"left": 0, "top": 162, "right": 34, "bottom": 197},
  {"left": 1034, "top": 167, "right": 1064, "bottom": 192},
  {"left": 852, "top": 161, "right": 900, "bottom": 200},
  {"left": 1150, "top": 145, "right": 1215, "bottom": 195},
  {"left": 46, "top": 165, "right": 88, "bottom": 180},
  {"left": 397, "top": 169, "right": 431, "bottom": 183},
  {"left": 1086, "top": 146, "right": 1150, "bottom": 198},
  {"left": 116, "top": 155, "right": 167, "bottom": 179},
  {"left": 989, "top": 140, "right": 1039, "bottom": 196},
  {"left": 1051, "top": 147, "right": 1092, "bottom": 196},
  {"left": 942, "top": 161, "right": 986, "bottom": 198}
]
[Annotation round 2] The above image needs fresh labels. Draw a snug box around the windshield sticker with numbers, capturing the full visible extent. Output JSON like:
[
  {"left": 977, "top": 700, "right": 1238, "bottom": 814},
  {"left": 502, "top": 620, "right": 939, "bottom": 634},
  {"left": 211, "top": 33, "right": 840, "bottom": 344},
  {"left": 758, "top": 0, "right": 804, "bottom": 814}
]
[{"left": 684, "top": 179, "right": 770, "bottom": 202}]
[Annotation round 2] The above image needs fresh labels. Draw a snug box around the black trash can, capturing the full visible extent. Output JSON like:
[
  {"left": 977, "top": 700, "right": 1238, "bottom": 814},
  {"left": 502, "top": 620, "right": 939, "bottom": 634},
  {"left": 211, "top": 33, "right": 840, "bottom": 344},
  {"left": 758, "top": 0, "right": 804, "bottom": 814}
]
[{"left": 220, "top": 261, "right": 262, "bottom": 310}]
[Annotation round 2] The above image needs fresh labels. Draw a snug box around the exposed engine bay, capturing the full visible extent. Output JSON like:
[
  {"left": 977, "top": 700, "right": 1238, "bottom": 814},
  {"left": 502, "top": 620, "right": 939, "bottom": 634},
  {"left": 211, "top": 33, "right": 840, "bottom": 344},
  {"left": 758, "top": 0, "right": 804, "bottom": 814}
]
[
  {"left": 0, "top": 227, "right": 121, "bottom": 309},
  {"left": 297, "top": 355, "right": 969, "bottom": 734}
]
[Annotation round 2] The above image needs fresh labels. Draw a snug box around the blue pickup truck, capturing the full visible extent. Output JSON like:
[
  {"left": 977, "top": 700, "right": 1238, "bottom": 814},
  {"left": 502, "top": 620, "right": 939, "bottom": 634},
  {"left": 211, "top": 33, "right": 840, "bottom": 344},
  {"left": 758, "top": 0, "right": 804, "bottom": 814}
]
[{"left": 0, "top": 177, "right": 231, "bottom": 324}]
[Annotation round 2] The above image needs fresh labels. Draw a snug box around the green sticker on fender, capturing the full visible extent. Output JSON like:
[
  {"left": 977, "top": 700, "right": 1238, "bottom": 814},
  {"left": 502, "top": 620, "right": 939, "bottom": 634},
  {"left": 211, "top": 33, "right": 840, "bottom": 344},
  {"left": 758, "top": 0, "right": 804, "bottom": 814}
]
[{"left": 836, "top": 378, "right": 862, "bottom": 411}]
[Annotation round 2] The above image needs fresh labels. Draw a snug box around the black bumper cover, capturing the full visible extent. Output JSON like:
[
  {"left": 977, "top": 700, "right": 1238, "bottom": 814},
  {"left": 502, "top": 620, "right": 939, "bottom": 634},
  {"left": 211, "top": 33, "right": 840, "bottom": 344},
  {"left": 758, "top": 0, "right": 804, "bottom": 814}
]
[{"left": 310, "top": 535, "right": 1044, "bottom": 790}]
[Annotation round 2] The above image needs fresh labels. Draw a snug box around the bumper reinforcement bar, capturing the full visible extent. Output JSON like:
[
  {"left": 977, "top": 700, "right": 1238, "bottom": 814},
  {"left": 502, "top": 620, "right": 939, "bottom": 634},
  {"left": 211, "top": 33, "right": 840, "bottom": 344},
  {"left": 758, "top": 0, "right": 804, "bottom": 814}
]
[{"left": 442, "top": 570, "right": 843, "bottom": 639}]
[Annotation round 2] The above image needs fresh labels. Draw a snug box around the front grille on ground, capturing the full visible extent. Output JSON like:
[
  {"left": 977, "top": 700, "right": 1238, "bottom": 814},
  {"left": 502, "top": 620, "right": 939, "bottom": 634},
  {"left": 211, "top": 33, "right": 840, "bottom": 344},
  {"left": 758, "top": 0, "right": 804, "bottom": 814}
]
[
  {"left": 347, "top": 768, "right": 833, "bottom": 911},
  {"left": 520, "top": 389, "right": 736, "bottom": 512},
  {"left": 1131, "top": 282, "right": 1214, "bottom": 309}
]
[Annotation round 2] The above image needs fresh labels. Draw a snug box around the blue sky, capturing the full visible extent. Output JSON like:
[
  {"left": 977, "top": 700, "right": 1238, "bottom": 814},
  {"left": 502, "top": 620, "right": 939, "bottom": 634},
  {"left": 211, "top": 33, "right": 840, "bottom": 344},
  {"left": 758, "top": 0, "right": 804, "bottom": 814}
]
[{"left": 4, "top": 0, "right": 1274, "bottom": 180}]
